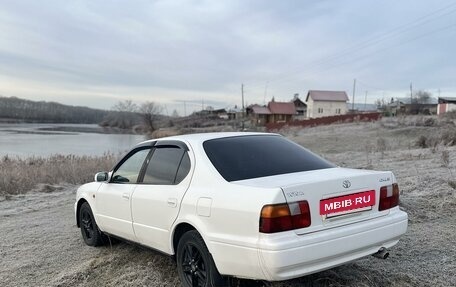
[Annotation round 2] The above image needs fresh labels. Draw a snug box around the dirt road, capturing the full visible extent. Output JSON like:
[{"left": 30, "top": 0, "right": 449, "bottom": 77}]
[
  {"left": 0, "top": 188, "right": 181, "bottom": 287},
  {"left": 1, "top": 120, "right": 455, "bottom": 286}
]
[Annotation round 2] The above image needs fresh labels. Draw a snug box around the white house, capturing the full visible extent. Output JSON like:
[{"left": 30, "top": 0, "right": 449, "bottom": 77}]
[
  {"left": 437, "top": 97, "right": 456, "bottom": 115},
  {"left": 305, "top": 90, "right": 349, "bottom": 118}
]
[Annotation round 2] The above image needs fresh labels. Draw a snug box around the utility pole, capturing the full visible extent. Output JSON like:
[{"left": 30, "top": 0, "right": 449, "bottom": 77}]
[
  {"left": 410, "top": 82, "right": 413, "bottom": 114},
  {"left": 364, "top": 91, "right": 368, "bottom": 111},
  {"left": 263, "top": 81, "right": 268, "bottom": 105},
  {"left": 241, "top": 83, "right": 245, "bottom": 131},
  {"left": 410, "top": 82, "right": 413, "bottom": 101},
  {"left": 352, "top": 79, "right": 356, "bottom": 112},
  {"left": 184, "top": 101, "right": 187, "bottom": 117}
]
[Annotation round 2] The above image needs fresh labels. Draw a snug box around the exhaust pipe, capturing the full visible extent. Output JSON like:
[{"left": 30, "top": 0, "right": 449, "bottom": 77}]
[{"left": 372, "top": 247, "right": 389, "bottom": 259}]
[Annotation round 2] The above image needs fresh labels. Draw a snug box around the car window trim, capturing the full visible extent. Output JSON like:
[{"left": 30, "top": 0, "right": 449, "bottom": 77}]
[
  {"left": 155, "top": 140, "right": 189, "bottom": 151},
  {"left": 111, "top": 141, "right": 156, "bottom": 174},
  {"left": 137, "top": 143, "right": 190, "bottom": 185},
  {"left": 172, "top": 152, "right": 186, "bottom": 184},
  {"left": 109, "top": 143, "right": 155, "bottom": 184},
  {"left": 136, "top": 148, "right": 155, "bottom": 184}
]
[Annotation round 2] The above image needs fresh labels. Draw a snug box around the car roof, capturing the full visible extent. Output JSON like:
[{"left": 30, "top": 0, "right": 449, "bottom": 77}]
[{"left": 136, "top": 132, "right": 280, "bottom": 147}]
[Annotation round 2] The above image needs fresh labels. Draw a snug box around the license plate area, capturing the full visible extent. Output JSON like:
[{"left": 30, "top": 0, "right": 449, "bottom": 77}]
[{"left": 320, "top": 190, "right": 376, "bottom": 217}]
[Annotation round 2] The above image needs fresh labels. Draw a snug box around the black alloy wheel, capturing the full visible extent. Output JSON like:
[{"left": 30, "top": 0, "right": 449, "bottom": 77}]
[
  {"left": 177, "top": 230, "right": 230, "bottom": 287},
  {"left": 181, "top": 242, "right": 208, "bottom": 287},
  {"left": 79, "top": 202, "right": 104, "bottom": 246}
]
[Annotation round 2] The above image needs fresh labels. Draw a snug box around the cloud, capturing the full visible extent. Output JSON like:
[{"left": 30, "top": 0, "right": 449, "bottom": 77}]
[{"left": 0, "top": 0, "right": 455, "bottom": 115}]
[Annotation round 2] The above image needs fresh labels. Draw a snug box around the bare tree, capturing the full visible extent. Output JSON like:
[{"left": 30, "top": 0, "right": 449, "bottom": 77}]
[
  {"left": 139, "top": 101, "right": 163, "bottom": 133},
  {"left": 411, "top": 90, "right": 433, "bottom": 114},
  {"left": 415, "top": 90, "right": 431, "bottom": 105},
  {"left": 112, "top": 100, "right": 138, "bottom": 112},
  {"left": 106, "top": 100, "right": 140, "bottom": 129}
]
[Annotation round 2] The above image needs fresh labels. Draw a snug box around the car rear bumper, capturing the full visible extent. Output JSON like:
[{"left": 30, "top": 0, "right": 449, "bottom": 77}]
[
  {"left": 209, "top": 209, "right": 407, "bottom": 281},
  {"left": 257, "top": 209, "right": 408, "bottom": 281}
]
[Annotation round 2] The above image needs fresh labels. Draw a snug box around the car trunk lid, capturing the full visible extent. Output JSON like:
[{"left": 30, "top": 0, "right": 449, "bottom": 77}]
[{"left": 234, "top": 167, "right": 394, "bottom": 235}]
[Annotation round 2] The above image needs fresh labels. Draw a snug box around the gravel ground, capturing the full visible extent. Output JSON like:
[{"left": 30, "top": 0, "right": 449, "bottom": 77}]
[{"left": 0, "top": 119, "right": 455, "bottom": 287}]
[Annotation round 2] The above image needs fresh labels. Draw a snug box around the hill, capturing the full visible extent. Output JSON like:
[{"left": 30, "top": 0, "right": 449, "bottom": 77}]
[{"left": 0, "top": 96, "right": 109, "bottom": 123}]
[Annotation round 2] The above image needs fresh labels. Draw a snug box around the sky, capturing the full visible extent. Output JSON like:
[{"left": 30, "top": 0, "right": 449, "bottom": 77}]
[{"left": 0, "top": 0, "right": 455, "bottom": 115}]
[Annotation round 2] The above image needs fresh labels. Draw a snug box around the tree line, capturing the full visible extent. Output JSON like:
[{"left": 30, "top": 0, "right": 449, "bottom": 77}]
[
  {"left": 0, "top": 97, "right": 167, "bottom": 134},
  {"left": 100, "top": 100, "right": 165, "bottom": 133},
  {"left": 0, "top": 96, "right": 109, "bottom": 123}
]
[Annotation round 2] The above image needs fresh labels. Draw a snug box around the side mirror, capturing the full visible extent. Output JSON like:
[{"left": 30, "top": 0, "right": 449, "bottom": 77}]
[{"left": 94, "top": 172, "right": 109, "bottom": 182}]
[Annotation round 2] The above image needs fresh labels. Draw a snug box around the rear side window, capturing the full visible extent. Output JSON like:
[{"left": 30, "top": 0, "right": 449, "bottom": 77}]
[
  {"left": 203, "top": 135, "right": 334, "bottom": 182},
  {"left": 142, "top": 147, "right": 189, "bottom": 185},
  {"left": 175, "top": 153, "right": 191, "bottom": 183}
]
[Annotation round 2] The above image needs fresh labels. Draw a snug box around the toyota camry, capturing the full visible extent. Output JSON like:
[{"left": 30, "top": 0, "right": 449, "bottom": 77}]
[{"left": 75, "top": 132, "right": 408, "bottom": 286}]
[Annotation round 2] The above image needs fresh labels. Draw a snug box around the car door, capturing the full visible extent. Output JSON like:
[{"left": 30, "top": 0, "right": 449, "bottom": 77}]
[
  {"left": 95, "top": 147, "right": 151, "bottom": 241},
  {"left": 131, "top": 141, "right": 193, "bottom": 253}
]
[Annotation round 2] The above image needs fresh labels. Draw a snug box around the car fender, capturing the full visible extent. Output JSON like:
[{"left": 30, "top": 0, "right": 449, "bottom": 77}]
[
  {"left": 75, "top": 182, "right": 103, "bottom": 226},
  {"left": 170, "top": 211, "right": 264, "bottom": 278},
  {"left": 170, "top": 215, "right": 214, "bottom": 255}
]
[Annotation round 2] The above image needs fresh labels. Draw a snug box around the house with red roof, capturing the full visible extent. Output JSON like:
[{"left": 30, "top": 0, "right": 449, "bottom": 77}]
[
  {"left": 247, "top": 104, "right": 271, "bottom": 125},
  {"left": 305, "top": 90, "right": 349, "bottom": 118},
  {"left": 247, "top": 99, "right": 297, "bottom": 125},
  {"left": 267, "top": 100, "right": 297, "bottom": 123}
]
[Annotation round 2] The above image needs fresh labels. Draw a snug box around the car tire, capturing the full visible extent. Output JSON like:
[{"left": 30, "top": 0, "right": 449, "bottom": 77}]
[
  {"left": 177, "top": 230, "right": 230, "bottom": 287},
  {"left": 79, "top": 202, "right": 105, "bottom": 247}
]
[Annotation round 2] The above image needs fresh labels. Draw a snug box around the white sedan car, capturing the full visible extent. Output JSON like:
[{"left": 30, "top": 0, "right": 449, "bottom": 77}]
[{"left": 75, "top": 132, "right": 408, "bottom": 286}]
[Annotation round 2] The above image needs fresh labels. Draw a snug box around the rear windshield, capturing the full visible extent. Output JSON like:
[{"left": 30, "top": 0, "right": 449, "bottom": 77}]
[{"left": 203, "top": 135, "right": 335, "bottom": 182}]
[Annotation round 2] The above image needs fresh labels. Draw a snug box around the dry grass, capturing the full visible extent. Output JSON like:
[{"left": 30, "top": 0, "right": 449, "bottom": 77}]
[
  {"left": 0, "top": 154, "right": 118, "bottom": 196},
  {"left": 1, "top": 116, "right": 456, "bottom": 287},
  {"left": 448, "top": 180, "right": 456, "bottom": 189},
  {"left": 441, "top": 150, "right": 450, "bottom": 167}
]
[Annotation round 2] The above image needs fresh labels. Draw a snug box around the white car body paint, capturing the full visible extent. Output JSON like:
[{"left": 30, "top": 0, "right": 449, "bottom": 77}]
[{"left": 75, "top": 132, "right": 408, "bottom": 281}]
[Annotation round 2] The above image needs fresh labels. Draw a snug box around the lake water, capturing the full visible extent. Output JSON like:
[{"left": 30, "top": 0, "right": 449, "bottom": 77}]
[{"left": 0, "top": 124, "right": 146, "bottom": 158}]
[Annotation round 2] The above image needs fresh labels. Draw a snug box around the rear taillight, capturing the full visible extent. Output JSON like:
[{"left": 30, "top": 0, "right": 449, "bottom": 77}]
[
  {"left": 379, "top": 183, "right": 400, "bottom": 211},
  {"left": 259, "top": 201, "right": 311, "bottom": 233}
]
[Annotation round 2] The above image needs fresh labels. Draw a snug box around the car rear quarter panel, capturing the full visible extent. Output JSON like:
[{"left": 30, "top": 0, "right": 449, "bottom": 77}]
[
  {"left": 173, "top": 141, "right": 286, "bottom": 278},
  {"left": 177, "top": 183, "right": 285, "bottom": 278}
]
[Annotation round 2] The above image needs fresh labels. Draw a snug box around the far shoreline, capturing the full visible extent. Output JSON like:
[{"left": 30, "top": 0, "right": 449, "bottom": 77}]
[{"left": 0, "top": 122, "right": 137, "bottom": 135}]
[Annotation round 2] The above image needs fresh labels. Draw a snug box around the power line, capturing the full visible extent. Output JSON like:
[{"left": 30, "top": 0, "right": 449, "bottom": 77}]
[
  {"left": 244, "top": 18, "right": 455, "bottom": 105},
  {"left": 258, "top": 22, "right": 456, "bottom": 91},
  {"left": 292, "top": 21, "right": 455, "bottom": 86},
  {"left": 356, "top": 79, "right": 386, "bottom": 91},
  {"left": 244, "top": 3, "right": 456, "bottom": 90},
  {"left": 232, "top": 4, "right": 456, "bottom": 107}
]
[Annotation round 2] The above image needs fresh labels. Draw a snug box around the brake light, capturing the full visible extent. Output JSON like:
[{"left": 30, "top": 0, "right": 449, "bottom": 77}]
[
  {"left": 379, "top": 183, "right": 400, "bottom": 211},
  {"left": 259, "top": 201, "right": 311, "bottom": 233}
]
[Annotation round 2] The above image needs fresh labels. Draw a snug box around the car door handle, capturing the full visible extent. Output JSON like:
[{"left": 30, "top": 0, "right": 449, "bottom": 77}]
[
  {"left": 167, "top": 198, "right": 177, "bottom": 208},
  {"left": 122, "top": 193, "right": 130, "bottom": 200}
]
